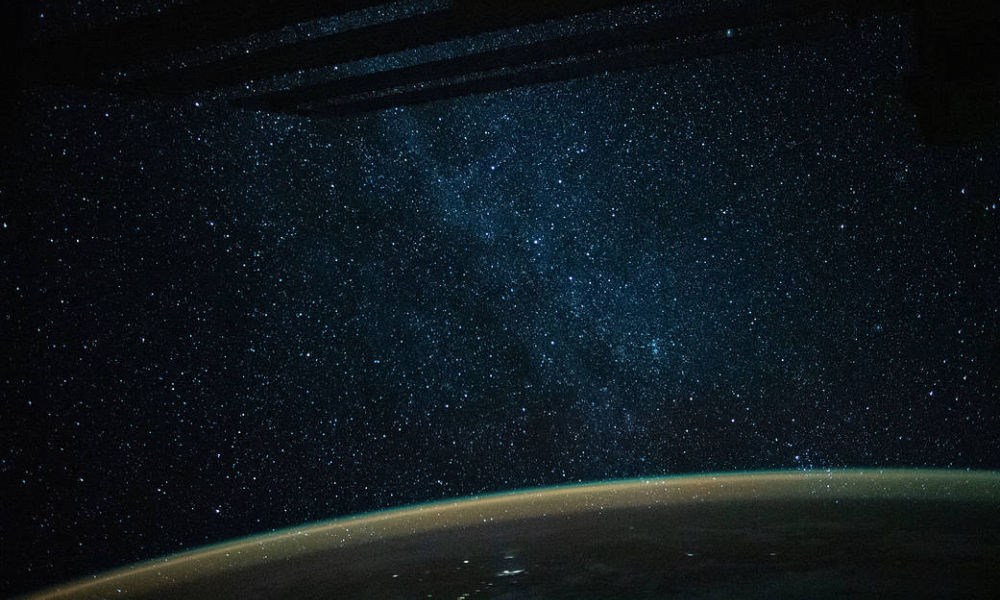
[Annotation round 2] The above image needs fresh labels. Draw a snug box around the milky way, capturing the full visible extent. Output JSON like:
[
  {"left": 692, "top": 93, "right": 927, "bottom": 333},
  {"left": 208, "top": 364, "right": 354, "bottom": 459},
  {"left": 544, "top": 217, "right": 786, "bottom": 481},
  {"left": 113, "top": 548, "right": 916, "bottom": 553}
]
[{"left": 5, "top": 2, "right": 999, "bottom": 595}]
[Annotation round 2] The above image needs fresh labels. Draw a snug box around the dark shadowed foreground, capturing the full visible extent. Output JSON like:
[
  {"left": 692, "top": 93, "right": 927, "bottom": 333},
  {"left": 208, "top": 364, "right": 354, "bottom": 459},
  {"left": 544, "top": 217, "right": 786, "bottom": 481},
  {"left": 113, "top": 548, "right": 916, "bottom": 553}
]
[{"left": 21, "top": 469, "right": 1000, "bottom": 600}]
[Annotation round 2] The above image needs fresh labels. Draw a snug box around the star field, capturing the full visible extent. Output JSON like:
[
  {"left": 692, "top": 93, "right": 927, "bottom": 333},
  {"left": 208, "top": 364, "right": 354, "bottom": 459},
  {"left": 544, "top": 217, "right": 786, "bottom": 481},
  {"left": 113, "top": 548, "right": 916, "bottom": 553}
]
[{"left": 4, "top": 3, "right": 999, "bottom": 596}]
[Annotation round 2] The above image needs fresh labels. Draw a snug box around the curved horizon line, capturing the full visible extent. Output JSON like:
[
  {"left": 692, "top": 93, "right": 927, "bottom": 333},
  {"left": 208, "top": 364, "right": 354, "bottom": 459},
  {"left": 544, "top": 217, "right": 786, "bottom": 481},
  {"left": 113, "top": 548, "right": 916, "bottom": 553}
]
[{"left": 19, "top": 467, "right": 1000, "bottom": 600}]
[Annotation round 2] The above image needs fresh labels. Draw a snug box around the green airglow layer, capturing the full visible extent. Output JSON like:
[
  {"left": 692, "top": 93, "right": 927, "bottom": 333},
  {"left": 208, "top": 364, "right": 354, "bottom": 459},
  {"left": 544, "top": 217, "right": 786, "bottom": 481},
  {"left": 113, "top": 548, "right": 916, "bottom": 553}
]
[{"left": 20, "top": 468, "right": 1000, "bottom": 600}]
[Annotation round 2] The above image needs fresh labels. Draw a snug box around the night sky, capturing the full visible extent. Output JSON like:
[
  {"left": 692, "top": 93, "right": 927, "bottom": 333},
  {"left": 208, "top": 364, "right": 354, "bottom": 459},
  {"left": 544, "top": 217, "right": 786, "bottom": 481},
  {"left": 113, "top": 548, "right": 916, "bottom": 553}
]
[{"left": 4, "top": 1, "right": 1000, "bottom": 596}]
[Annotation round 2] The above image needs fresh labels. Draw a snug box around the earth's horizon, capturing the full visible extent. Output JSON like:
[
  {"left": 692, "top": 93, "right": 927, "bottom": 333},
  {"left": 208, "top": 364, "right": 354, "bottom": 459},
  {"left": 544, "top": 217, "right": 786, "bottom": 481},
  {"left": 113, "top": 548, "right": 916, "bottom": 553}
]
[{"left": 18, "top": 468, "right": 1000, "bottom": 599}]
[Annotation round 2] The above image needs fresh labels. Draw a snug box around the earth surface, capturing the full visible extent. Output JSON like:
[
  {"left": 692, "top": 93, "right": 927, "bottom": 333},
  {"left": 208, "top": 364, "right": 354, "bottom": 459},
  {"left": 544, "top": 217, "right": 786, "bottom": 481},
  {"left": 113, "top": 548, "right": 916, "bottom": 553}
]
[{"left": 19, "top": 469, "right": 1000, "bottom": 599}]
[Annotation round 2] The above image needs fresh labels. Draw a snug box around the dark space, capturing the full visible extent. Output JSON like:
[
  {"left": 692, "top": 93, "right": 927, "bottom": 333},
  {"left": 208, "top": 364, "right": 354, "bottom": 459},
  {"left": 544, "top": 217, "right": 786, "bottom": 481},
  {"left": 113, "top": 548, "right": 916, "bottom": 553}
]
[{"left": 3, "top": 0, "right": 998, "bottom": 596}]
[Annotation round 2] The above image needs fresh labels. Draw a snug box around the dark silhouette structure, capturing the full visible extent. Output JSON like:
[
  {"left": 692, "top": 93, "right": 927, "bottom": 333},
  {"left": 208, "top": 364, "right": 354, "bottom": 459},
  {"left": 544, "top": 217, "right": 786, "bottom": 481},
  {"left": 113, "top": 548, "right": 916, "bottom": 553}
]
[
  {"left": 905, "top": 1, "right": 1000, "bottom": 144},
  {"left": 13, "top": 0, "right": 1000, "bottom": 141}
]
